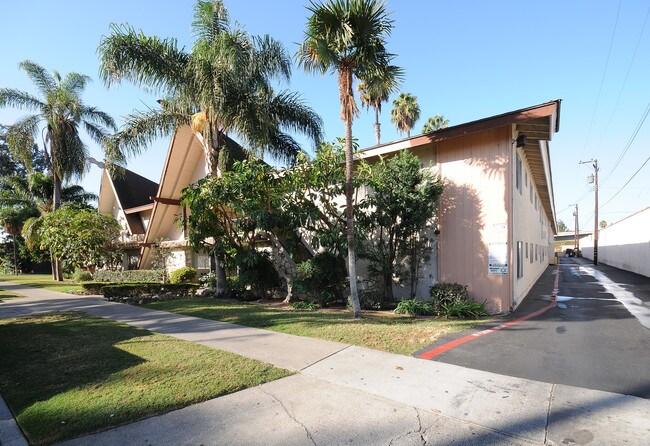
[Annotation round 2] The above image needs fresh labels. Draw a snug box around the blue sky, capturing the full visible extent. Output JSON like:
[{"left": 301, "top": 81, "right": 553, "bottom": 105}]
[{"left": 1, "top": 0, "right": 648, "bottom": 231}]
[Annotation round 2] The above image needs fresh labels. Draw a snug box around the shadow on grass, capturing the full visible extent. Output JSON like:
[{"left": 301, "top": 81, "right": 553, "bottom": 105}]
[{"left": 0, "top": 311, "right": 151, "bottom": 443}]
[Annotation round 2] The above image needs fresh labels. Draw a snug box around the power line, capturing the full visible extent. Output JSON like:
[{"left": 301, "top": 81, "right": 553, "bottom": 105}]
[
  {"left": 594, "top": 4, "right": 650, "bottom": 156},
  {"left": 600, "top": 153, "right": 650, "bottom": 210},
  {"left": 600, "top": 101, "right": 650, "bottom": 185},
  {"left": 580, "top": 0, "right": 622, "bottom": 160}
]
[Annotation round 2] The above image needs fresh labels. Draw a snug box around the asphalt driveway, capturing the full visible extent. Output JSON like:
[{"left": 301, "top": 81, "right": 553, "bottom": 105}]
[{"left": 416, "top": 257, "right": 650, "bottom": 398}]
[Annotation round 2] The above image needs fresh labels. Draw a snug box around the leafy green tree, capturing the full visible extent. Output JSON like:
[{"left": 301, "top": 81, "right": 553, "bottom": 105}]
[
  {"left": 556, "top": 219, "right": 568, "bottom": 232},
  {"left": 297, "top": 0, "right": 400, "bottom": 317},
  {"left": 357, "top": 67, "right": 402, "bottom": 145},
  {"left": 99, "top": 0, "right": 322, "bottom": 293},
  {"left": 391, "top": 92, "right": 420, "bottom": 137},
  {"left": 599, "top": 220, "right": 607, "bottom": 229},
  {"left": 422, "top": 115, "right": 449, "bottom": 133},
  {"left": 38, "top": 208, "right": 121, "bottom": 273},
  {"left": 357, "top": 150, "right": 443, "bottom": 300}
]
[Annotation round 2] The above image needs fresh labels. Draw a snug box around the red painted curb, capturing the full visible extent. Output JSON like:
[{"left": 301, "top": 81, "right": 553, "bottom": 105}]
[{"left": 418, "top": 264, "right": 561, "bottom": 360}]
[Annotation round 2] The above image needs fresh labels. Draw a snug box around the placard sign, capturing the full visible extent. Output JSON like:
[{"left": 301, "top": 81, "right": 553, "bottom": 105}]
[{"left": 488, "top": 242, "right": 508, "bottom": 275}]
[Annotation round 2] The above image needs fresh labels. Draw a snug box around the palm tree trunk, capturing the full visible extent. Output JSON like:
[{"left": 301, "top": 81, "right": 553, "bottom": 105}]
[
  {"left": 205, "top": 121, "right": 228, "bottom": 295},
  {"left": 374, "top": 107, "right": 381, "bottom": 145},
  {"left": 345, "top": 119, "right": 361, "bottom": 317},
  {"left": 52, "top": 173, "right": 63, "bottom": 281}
]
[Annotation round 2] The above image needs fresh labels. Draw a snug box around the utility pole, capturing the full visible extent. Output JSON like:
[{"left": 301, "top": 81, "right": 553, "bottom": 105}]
[
  {"left": 580, "top": 159, "right": 599, "bottom": 265},
  {"left": 572, "top": 204, "right": 579, "bottom": 253}
]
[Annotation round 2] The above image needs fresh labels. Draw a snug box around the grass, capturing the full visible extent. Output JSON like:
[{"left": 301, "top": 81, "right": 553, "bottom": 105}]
[
  {"left": 0, "top": 287, "right": 24, "bottom": 299},
  {"left": 0, "top": 311, "right": 291, "bottom": 445},
  {"left": 144, "top": 298, "right": 488, "bottom": 356},
  {"left": 0, "top": 274, "right": 82, "bottom": 294}
]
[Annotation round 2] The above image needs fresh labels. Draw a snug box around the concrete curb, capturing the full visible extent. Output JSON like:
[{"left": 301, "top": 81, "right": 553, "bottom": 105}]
[{"left": 0, "top": 394, "right": 27, "bottom": 446}]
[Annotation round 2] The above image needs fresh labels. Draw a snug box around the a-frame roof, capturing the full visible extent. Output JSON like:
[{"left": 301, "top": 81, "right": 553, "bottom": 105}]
[
  {"left": 138, "top": 125, "right": 246, "bottom": 268},
  {"left": 98, "top": 167, "right": 158, "bottom": 235}
]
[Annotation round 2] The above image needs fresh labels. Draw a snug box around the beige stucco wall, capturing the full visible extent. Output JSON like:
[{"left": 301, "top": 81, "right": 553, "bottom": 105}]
[
  {"left": 438, "top": 127, "right": 511, "bottom": 313},
  {"left": 581, "top": 207, "right": 650, "bottom": 277},
  {"left": 511, "top": 139, "right": 554, "bottom": 308}
]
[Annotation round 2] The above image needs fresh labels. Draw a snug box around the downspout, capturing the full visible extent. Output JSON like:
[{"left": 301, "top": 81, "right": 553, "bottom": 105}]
[{"left": 509, "top": 126, "right": 516, "bottom": 312}]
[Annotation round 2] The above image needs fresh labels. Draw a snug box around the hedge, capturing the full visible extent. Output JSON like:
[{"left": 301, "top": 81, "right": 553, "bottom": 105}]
[
  {"left": 102, "top": 283, "right": 199, "bottom": 305},
  {"left": 80, "top": 282, "right": 114, "bottom": 295},
  {"left": 93, "top": 269, "right": 165, "bottom": 283}
]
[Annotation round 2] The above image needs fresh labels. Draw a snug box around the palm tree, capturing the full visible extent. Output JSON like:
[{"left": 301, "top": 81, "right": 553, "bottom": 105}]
[
  {"left": 0, "top": 60, "right": 117, "bottom": 279},
  {"left": 422, "top": 115, "right": 449, "bottom": 133},
  {"left": 357, "top": 66, "right": 402, "bottom": 145},
  {"left": 297, "top": 0, "right": 399, "bottom": 317},
  {"left": 391, "top": 92, "right": 420, "bottom": 137},
  {"left": 99, "top": 0, "right": 322, "bottom": 173},
  {"left": 99, "top": 0, "right": 322, "bottom": 294}
]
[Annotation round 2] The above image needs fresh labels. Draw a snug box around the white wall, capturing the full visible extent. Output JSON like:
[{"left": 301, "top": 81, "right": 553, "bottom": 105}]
[
  {"left": 511, "top": 140, "right": 554, "bottom": 309},
  {"left": 581, "top": 207, "right": 650, "bottom": 277}
]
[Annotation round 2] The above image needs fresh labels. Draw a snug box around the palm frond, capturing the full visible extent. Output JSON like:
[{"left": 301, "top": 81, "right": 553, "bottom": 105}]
[
  {"left": 112, "top": 107, "right": 189, "bottom": 157},
  {"left": 80, "top": 106, "right": 118, "bottom": 132},
  {"left": 18, "top": 60, "right": 56, "bottom": 96},
  {"left": 191, "top": 0, "right": 229, "bottom": 44},
  {"left": 0, "top": 88, "right": 46, "bottom": 112},
  {"left": 5, "top": 115, "right": 41, "bottom": 170},
  {"left": 98, "top": 23, "right": 189, "bottom": 94},
  {"left": 60, "top": 72, "right": 92, "bottom": 97}
]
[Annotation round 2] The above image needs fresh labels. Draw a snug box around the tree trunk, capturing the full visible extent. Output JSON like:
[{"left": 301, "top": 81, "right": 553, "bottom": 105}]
[
  {"left": 214, "top": 255, "right": 227, "bottom": 295},
  {"left": 204, "top": 122, "right": 228, "bottom": 294},
  {"left": 374, "top": 107, "right": 381, "bottom": 145},
  {"left": 345, "top": 119, "right": 361, "bottom": 317},
  {"left": 52, "top": 173, "right": 63, "bottom": 281},
  {"left": 383, "top": 272, "right": 394, "bottom": 301}
]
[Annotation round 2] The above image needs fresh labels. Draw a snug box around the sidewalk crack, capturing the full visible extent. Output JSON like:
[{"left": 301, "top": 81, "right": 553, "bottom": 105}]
[
  {"left": 544, "top": 383, "right": 555, "bottom": 444},
  {"left": 259, "top": 387, "right": 316, "bottom": 446}
]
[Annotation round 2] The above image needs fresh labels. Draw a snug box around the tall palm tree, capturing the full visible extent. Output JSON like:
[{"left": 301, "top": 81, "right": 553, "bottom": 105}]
[
  {"left": 297, "top": 0, "right": 400, "bottom": 317},
  {"left": 391, "top": 92, "right": 420, "bottom": 138},
  {"left": 422, "top": 115, "right": 450, "bottom": 133},
  {"left": 357, "top": 66, "right": 402, "bottom": 145},
  {"left": 99, "top": 0, "right": 322, "bottom": 173},
  {"left": 0, "top": 60, "right": 117, "bottom": 279},
  {"left": 99, "top": 0, "right": 322, "bottom": 294}
]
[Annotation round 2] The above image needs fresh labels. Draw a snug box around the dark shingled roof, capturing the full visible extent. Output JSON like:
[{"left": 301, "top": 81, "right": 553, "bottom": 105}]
[{"left": 111, "top": 168, "right": 159, "bottom": 210}]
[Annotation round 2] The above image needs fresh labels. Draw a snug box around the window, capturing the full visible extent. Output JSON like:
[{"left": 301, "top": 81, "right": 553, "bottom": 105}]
[
  {"left": 530, "top": 185, "right": 533, "bottom": 204},
  {"left": 525, "top": 171, "right": 528, "bottom": 188},
  {"left": 517, "top": 241, "right": 524, "bottom": 279},
  {"left": 516, "top": 153, "right": 522, "bottom": 194},
  {"left": 525, "top": 242, "right": 529, "bottom": 258}
]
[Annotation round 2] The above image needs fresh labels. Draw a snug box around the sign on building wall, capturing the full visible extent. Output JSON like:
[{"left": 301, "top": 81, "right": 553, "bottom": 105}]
[{"left": 488, "top": 242, "right": 508, "bottom": 275}]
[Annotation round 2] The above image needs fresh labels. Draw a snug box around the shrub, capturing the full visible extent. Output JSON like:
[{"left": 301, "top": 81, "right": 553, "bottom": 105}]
[
  {"left": 102, "top": 283, "right": 199, "bottom": 305},
  {"left": 347, "top": 289, "right": 384, "bottom": 310},
  {"left": 93, "top": 269, "right": 165, "bottom": 283},
  {"left": 394, "top": 298, "right": 433, "bottom": 316},
  {"left": 430, "top": 282, "right": 489, "bottom": 319},
  {"left": 199, "top": 272, "right": 217, "bottom": 289},
  {"left": 291, "top": 300, "right": 317, "bottom": 311},
  {"left": 72, "top": 269, "right": 93, "bottom": 283},
  {"left": 80, "top": 282, "right": 114, "bottom": 295},
  {"left": 429, "top": 283, "right": 469, "bottom": 313},
  {"left": 235, "top": 250, "right": 279, "bottom": 298},
  {"left": 294, "top": 252, "right": 347, "bottom": 307},
  {"left": 440, "top": 300, "right": 489, "bottom": 319},
  {"left": 169, "top": 266, "right": 197, "bottom": 284}
]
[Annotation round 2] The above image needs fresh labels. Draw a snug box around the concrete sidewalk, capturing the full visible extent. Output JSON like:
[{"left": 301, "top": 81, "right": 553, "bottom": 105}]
[{"left": 1, "top": 282, "right": 649, "bottom": 445}]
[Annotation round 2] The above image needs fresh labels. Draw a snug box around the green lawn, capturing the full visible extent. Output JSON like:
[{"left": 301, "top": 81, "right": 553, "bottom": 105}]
[
  {"left": 145, "top": 298, "right": 487, "bottom": 356},
  {"left": 0, "top": 274, "right": 82, "bottom": 294},
  {"left": 0, "top": 311, "right": 291, "bottom": 445}
]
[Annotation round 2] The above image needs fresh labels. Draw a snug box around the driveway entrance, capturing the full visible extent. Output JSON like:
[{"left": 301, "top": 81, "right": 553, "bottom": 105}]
[{"left": 416, "top": 257, "right": 650, "bottom": 398}]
